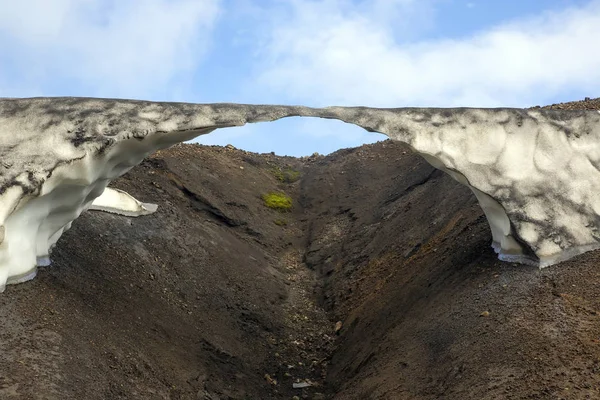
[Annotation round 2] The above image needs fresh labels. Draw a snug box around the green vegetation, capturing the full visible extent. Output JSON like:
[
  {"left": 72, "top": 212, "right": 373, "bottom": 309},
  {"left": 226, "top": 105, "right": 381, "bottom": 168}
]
[
  {"left": 273, "top": 218, "right": 288, "bottom": 226},
  {"left": 262, "top": 192, "right": 293, "bottom": 212},
  {"left": 270, "top": 166, "right": 301, "bottom": 183}
]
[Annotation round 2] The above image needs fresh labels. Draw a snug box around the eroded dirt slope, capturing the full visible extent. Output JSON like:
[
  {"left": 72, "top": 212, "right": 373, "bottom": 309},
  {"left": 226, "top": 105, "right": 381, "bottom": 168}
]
[
  {"left": 0, "top": 145, "right": 333, "bottom": 399},
  {"left": 301, "top": 141, "right": 600, "bottom": 399}
]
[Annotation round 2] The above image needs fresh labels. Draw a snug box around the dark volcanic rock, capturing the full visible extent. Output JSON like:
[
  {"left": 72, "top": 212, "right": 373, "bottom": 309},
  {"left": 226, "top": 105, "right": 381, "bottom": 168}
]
[{"left": 0, "top": 144, "right": 332, "bottom": 400}]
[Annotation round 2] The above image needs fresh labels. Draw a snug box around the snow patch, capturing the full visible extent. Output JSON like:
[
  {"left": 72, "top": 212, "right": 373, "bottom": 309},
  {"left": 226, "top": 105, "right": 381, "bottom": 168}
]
[{"left": 89, "top": 187, "right": 158, "bottom": 217}]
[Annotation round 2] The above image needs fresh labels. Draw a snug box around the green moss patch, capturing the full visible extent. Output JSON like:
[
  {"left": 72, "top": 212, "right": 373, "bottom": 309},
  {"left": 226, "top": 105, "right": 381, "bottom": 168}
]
[
  {"left": 270, "top": 166, "right": 301, "bottom": 183},
  {"left": 262, "top": 192, "right": 293, "bottom": 212}
]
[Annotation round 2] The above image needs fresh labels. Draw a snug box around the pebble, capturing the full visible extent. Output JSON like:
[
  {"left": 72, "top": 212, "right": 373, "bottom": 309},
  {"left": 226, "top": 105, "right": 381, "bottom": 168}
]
[{"left": 334, "top": 321, "right": 343, "bottom": 335}]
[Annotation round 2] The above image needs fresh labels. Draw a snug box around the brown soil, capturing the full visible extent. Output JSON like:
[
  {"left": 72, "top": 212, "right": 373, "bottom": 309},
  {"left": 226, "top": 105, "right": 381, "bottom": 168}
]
[{"left": 1, "top": 98, "right": 599, "bottom": 399}]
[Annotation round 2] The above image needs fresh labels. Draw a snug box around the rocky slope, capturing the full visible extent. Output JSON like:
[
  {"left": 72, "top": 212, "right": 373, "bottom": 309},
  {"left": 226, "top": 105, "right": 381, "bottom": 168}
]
[{"left": 0, "top": 98, "right": 599, "bottom": 399}]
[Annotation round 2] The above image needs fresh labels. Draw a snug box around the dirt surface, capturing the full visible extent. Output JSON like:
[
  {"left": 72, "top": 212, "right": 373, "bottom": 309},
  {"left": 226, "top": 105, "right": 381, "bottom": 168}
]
[
  {"left": 0, "top": 145, "right": 334, "bottom": 399},
  {"left": 1, "top": 98, "right": 600, "bottom": 399},
  {"left": 301, "top": 141, "right": 600, "bottom": 400},
  {"left": 535, "top": 96, "right": 600, "bottom": 110}
]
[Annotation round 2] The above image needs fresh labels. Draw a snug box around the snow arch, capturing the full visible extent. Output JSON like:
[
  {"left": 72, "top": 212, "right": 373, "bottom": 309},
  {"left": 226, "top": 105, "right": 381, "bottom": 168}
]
[{"left": 1, "top": 97, "right": 599, "bottom": 290}]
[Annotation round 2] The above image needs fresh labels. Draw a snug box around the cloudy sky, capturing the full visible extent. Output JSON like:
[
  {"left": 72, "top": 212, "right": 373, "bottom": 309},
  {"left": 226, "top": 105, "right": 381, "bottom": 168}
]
[{"left": 1, "top": 0, "right": 599, "bottom": 156}]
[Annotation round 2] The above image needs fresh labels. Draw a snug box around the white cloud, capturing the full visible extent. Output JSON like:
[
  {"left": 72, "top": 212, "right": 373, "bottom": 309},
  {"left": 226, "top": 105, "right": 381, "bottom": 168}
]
[
  {"left": 0, "top": 0, "right": 220, "bottom": 99},
  {"left": 254, "top": 0, "right": 600, "bottom": 107}
]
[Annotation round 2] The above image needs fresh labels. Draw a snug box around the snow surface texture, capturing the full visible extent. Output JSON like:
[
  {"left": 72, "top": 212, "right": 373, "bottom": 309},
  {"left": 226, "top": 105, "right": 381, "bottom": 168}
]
[{"left": 0, "top": 97, "right": 599, "bottom": 291}]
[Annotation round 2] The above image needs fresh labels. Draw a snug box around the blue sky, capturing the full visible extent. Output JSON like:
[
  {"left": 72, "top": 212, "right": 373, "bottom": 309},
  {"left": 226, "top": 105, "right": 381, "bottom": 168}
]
[{"left": 1, "top": 0, "right": 599, "bottom": 156}]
